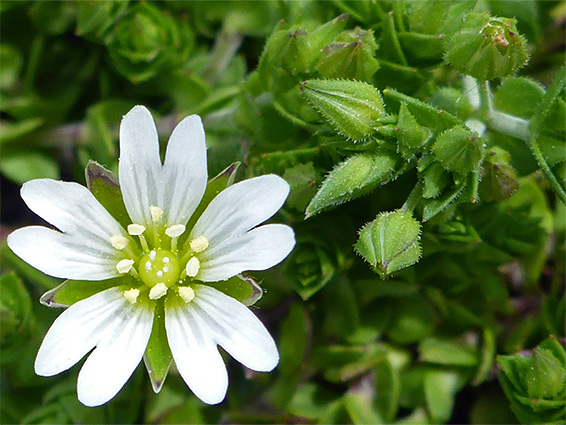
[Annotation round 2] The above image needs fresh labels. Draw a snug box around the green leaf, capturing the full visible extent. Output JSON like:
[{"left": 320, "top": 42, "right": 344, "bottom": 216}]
[
  {"left": 40, "top": 277, "right": 130, "bottom": 308},
  {"left": 424, "top": 369, "right": 461, "bottom": 423},
  {"left": 525, "top": 348, "right": 565, "bottom": 399},
  {"left": 432, "top": 126, "right": 484, "bottom": 175},
  {"left": 0, "top": 151, "right": 58, "bottom": 184},
  {"left": 204, "top": 274, "right": 262, "bottom": 306},
  {"left": 306, "top": 152, "right": 397, "bottom": 218},
  {"left": 301, "top": 78, "right": 385, "bottom": 141},
  {"left": 0, "top": 44, "right": 23, "bottom": 90},
  {"left": 493, "top": 77, "right": 545, "bottom": 119},
  {"left": 344, "top": 383, "right": 384, "bottom": 425},
  {"left": 374, "top": 356, "right": 401, "bottom": 422},
  {"left": 85, "top": 161, "right": 131, "bottom": 227},
  {"left": 396, "top": 103, "right": 432, "bottom": 158},
  {"left": 282, "top": 163, "right": 318, "bottom": 211},
  {"left": 0, "top": 273, "right": 33, "bottom": 346},
  {"left": 418, "top": 337, "right": 479, "bottom": 366},
  {"left": 355, "top": 210, "right": 422, "bottom": 278},
  {"left": 278, "top": 303, "right": 309, "bottom": 375},
  {"left": 386, "top": 296, "right": 435, "bottom": 344},
  {"left": 144, "top": 301, "right": 172, "bottom": 394}
]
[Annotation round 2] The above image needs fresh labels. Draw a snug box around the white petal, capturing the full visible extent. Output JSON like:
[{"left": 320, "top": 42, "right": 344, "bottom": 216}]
[
  {"left": 35, "top": 288, "right": 126, "bottom": 376},
  {"left": 192, "top": 285, "right": 279, "bottom": 372},
  {"left": 118, "top": 105, "right": 162, "bottom": 226},
  {"left": 20, "top": 179, "right": 125, "bottom": 238},
  {"left": 198, "top": 224, "right": 295, "bottom": 282},
  {"left": 8, "top": 226, "right": 119, "bottom": 280},
  {"left": 77, "top": 296, "right": 154, "bottom": 407},
  {"left": 160, "top": 115, "right": 208, "bottom": 226},
  {"left": 165, "top": 297, "right": 228, "bottom": 405},
  {"left": 189, "top": 175, "right": 290, "bottom": 247}
]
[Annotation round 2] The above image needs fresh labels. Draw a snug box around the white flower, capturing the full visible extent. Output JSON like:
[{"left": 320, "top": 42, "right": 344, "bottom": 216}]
[{"left": 7, "top": 106, "right": 295, "bottom": 407}]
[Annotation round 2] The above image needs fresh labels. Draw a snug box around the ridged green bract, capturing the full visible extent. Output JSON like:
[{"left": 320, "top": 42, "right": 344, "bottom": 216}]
[
  {"left": 445, "top": 12, "right": 529, "bottom": 81},
  {"left": 316, "top": 28, "right": 379, "bottom": 81},
  {"left": 497, "top": 337, "right": 566, "bottom": 424},
  {"left": 301, "top": 78, "right": 385, "bottom": 141},
  {"left": 305, "top": 152, "right": 397, "bottom": 218},
  {"left": 433, "top": 126, "right": 484, "bottom": 174},
  {"left": 355, "top": 211, "right": 421, "bottom": 278}
]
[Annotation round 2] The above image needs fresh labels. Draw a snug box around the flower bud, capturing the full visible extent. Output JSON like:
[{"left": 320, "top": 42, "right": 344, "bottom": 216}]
[
  {"left": 445, "top": 12, "right": 529, "bottom": 80},
  {"left": 316, "top": 28, "right": 379, "bottom": 81},
  {"left": 301, "top": 78, "right": 385, "bottom": 141}
]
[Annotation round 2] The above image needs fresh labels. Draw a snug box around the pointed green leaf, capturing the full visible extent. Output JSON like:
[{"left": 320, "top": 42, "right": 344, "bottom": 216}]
[{"left": 306, "top": 152, "right": 397, "bottom": 218}]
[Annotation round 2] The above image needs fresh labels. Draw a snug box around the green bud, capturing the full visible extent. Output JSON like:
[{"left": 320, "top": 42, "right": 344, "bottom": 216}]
[
  {"left": 301, "top": 78, "right": 385, "bottom": 141},
  {"left": 305, "top": 152, "right": 398, "bottom": 218},
  {"left": 433, "top": 126, "right": 484, "bottom": 175},
  {"left": 479, "top": 148, "right": 519, "bottom": 202},
  {"left": 445, "top": 12, "right": 529, "bottom": 80},
  {"left": 106, "top": 2, "right": 193, "bottom": 83},
  {"left": 396, "top": 103, "right": 433, "bottom": 158},
  {"left": 526, "top": 348, "right": 565, "bottom": 400},
  {"left": 355, "top": 210, "right": 422, "bottom": 278},
  {"left": 316, "top": 28, "right": 379, "bottom": 81},
  {"left": 264, "top": 23, "right": 311, "bottom": 75}
]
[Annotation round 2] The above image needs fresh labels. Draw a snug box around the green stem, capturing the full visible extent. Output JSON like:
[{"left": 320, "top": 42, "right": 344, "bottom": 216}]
[{"left": 204, "top": 27, "right": 243, "bottom": 86}]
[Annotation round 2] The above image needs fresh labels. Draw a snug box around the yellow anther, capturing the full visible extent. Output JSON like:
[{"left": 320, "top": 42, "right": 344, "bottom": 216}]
[
  {"left": 186, "top": 257, "right": 200, "bottom": 278},
  {"left": 123, "top": 288, "right": 140, "bottom": 304},
  {"left": 190, "top": 236, "right": 209, "bottom": 253},
  {"left": 127, "top": 224, "right": 146, "bottom": 236},
  {"left": 166, "top": 224, "right": 186, "bottom": 238},
  {"left": 178, "top": 286, "right": 195, "bottom": 303},
  {"left": 116, "top": 259, "right": 135, "bottom": 274},
  {"left": 150, "top": 206, "right": 163, "bottom": 222},
  {"left": 110, "top": 235, "right": 129, "bottom": 250},
  {"left": 149, "top": 282, "right": 168, "bottom": 300}
]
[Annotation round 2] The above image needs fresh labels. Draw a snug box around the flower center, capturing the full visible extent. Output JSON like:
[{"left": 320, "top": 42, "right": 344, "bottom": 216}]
[{"left": 138, "top": 248, "right": 180, "bottom": 288}]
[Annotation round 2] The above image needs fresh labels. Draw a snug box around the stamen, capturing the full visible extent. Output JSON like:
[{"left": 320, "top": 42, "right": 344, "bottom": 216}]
[
  {"left": 190, "top": 236, "right": 209, "bottom": 253},
  {"left": 149, "top": 282, "right": 168, "bottom": 300},
  {"left": 127, "top": 224, "right": 146, "bottom": 236},
  {"left": 166, "top": 224, "right": 186, "bottom": 238},
  {"left": 124, "top": 288, "right": 140, "bottom": 304},
  {"left": 186, "top": 257, "right": 200, "bottom": 278},
  {"left": 150, "top": 206, "right": 163, "bottom": 222},
  {"left": 178, "top": 286, "right": 195, "bottom": 303},
  {"left": 116, "top": 259, "right": 135, "bottom": 274},
  {"left": 110, "top": 235, "right": 129, "bottom": 250},
  {"left": 128, "top": 224, "right": 149, "bottom": 252}
]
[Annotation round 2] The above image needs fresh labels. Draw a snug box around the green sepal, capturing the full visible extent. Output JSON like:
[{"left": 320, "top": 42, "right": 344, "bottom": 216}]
[
  {"left": 418, "top": 337, "right": 479, "bottom": 367},
  {"left": 444, "top": 12, "right": 529, "bottom": 81},
  {"left": 316, "top": 28, "right": 379, "bottom": 82},
  {"left": 143, "top": 300, "right": 172, "bottom": 394},
  {"left": 40, "top": 277, "right": 133, "bottom": 308},
  {"left": 263, "top": 23, "right": 311, "bottom": 76},
  {"left": 422, "top": 178, "right": 467, "bottom": 222},
  {"left": 383, "top": 88, "right": 461, "bottom": 132},
  {"left": 396, "top": 103, "right": 432, "bottom": 158},
  {"left": 301, "top": 79, "right": 385, "bottom": 141},
  {"left": 432, "top": 126, "right": 484, "bottom": 175},
  {"left": 479, "top": 147, "right": 520, "bottom": 202},
  {"left": 305, "top": 152, "right": 397, "bottom": 218},
  {"left": 85, "top": 161, "right": 131, "bottom": 227},
  {"left": 420, "top": 161, "right": 450, "bottom": 199},
  {"left": 184, "top": 162, "right": 240, "bottom": 243},
  {"left": 205, "top": 274, "right": 262, "bottom": 306},
  {"left": 525, "top": 348, "right": 565, "bottom": 400},
  {"left": 355, "top": 210, "right": 422, "bottom": 278}
]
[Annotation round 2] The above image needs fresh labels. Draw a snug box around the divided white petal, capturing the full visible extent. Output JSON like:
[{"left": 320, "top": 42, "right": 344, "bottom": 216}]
[
  {"left": 189, "top": 175, "right": 290, "bottom": 247},
  {"left": 198, "top": 224, "right": 295, "bottom": 282},
  {"left": 77, "top": 295, "right": 153, "bottom": 407},
  {"left": 118, "top": 105, "right": 162, "bottom": 226},
  {"left": 165, "top": 297, "right": 228, "bottom": 405},
  {"left": 160, "top": 115, "right": 207, "bottom": 225},
  {"left": 35, "top": 288, "right": 126, "bottom": 377},
  {"left": 7, "top": 179, "right": 126, "bottom": 280},
  {"left": 8, "top": 227, "right": 119, "bottom": 280},
  {"left": 192, "top": 285, "right": 279, "bottom": 372}
]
